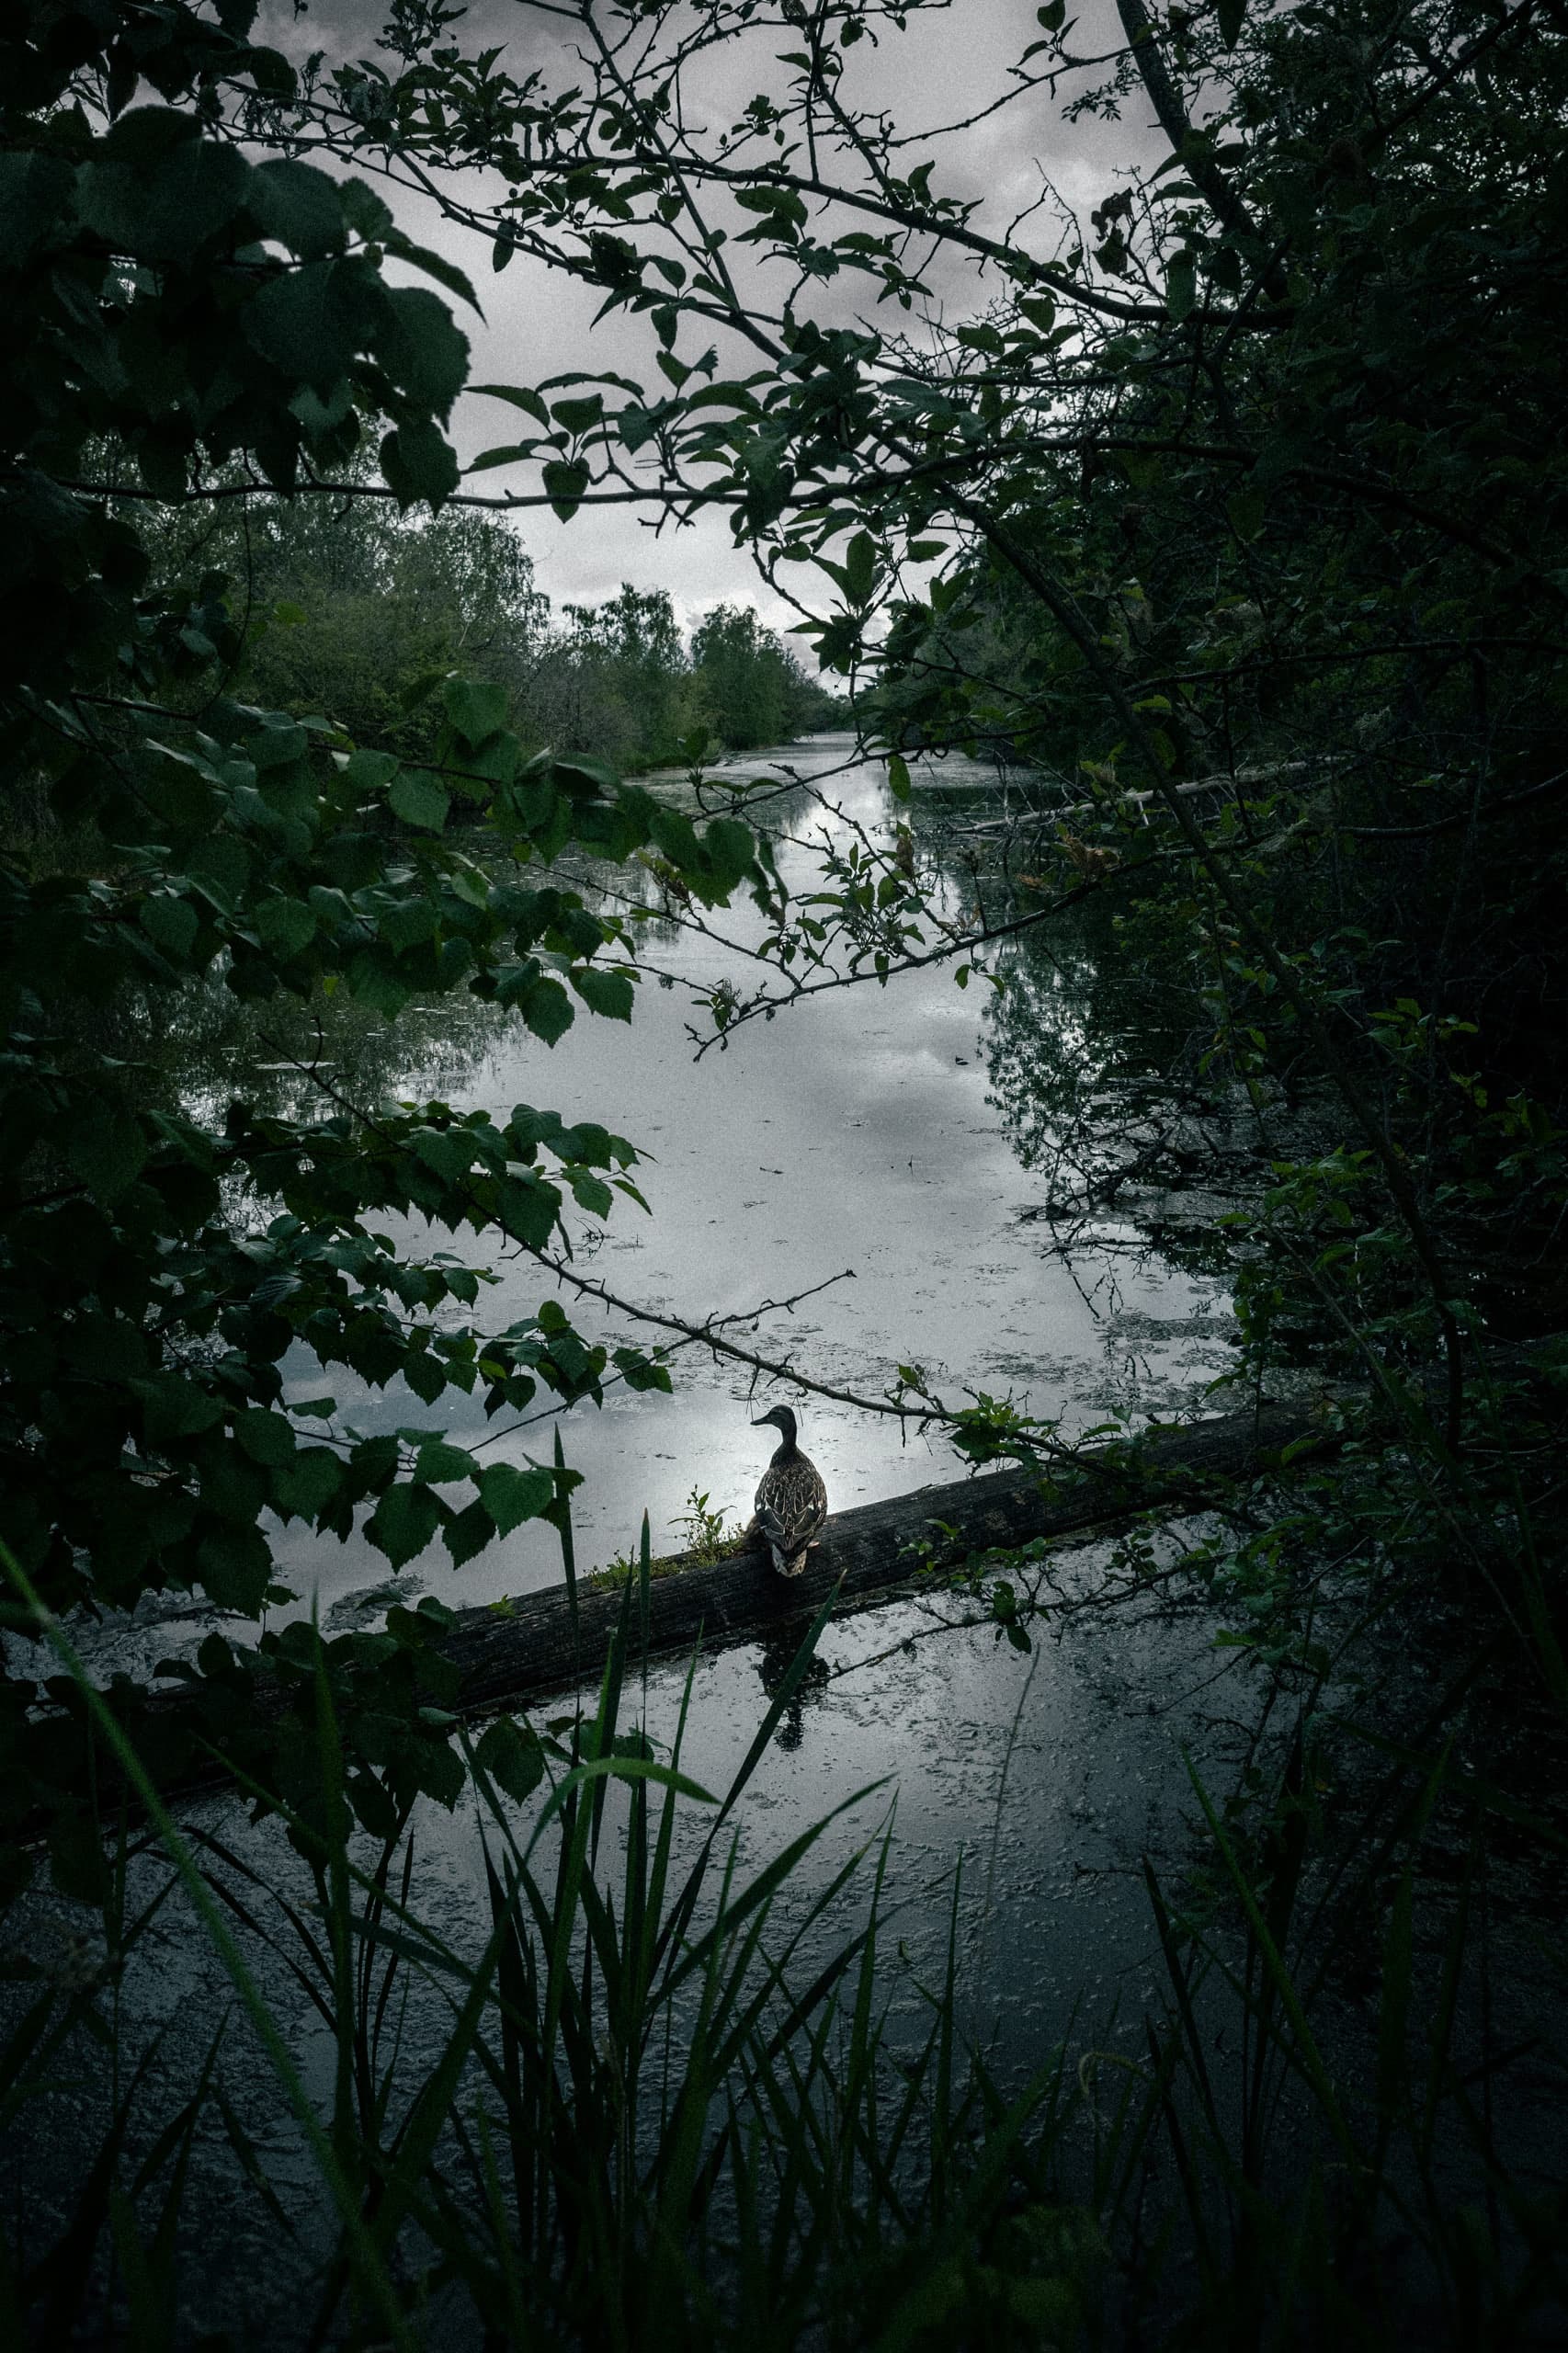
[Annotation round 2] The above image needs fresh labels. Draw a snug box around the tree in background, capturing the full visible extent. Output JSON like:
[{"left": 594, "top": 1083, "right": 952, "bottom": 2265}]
[
  {"left": 137, "top": 468, "right": 836, "bottom": 775},
  {"left": 691, "top": 604, "right": 833, "bottom": 751},
  {"left": 541, "top": 583, "right": 701, "bottom": 767},
  {"left": 242, "top": 483, "right": 551, "bottom": 759}
]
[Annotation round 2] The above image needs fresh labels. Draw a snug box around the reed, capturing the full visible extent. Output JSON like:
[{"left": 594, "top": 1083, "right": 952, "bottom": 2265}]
[{"left": 2, "top": 1498, "right": 1563, "bottom": 2347}]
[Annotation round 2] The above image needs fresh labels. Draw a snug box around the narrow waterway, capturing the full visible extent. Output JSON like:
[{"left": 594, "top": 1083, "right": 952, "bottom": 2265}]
[
  {"left": 238, "top": 731, "right": 1235, "bottom": 1623},
  {"left": 16, "top": 738, "right": 1551, "bottom": 2350}
]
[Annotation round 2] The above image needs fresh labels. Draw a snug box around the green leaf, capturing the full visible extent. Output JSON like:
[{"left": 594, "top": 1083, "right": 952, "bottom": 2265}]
[
  {"left": 843, "top": 529, "right": 878, "bottom": 608},
  {"left": 442, "top": 1499, "right": 494, "bottom": 1566},
  {"left": 141, "top": 892, "right": 198, "bottom": 959},
  {"left": 494, "top": 1173, "right": 562, "bottom": 1247},
  {"left": 244, "top": 259, "right": 358, "bottom": 390},
  {"left": 272, "top": 1448, "right": 344, "bottom": 1521},
  {"left": 98, "top": 106, "right": 194, "bottom": 166},
  {"left": 186, "top": 837, "right": 251, "bottom": 912},
  {"left": 443, "top": 677, "right": 508, "bottom": 746},
  {"left": 468, "top": 443, "right": 533, "bottom": 473},
  {"left": 381, "top": 419, "right": 460, "bottom": 512},
  {"left": 249, "top": 721, "right": 310, "bottom": 771},
  {"left": 888, "top": 753, "right": 912, "bottom": 803},
  {"left": 572, "top": 967, "right": 635, "bottom": 1021},
  {"left": 244, "top": 45, "right": 298, "bottom": 101},
  {"left": 389, "top": 770, "right": 450, "bottom": 832},
  {"left": 339, "top": 177, "right": 395, "bottom": 241},
  {"left": 246, "top": 158, "right": 345, "bottom": 259},
  {"left": 541, "top": 460, "right": 589, "bottom": 520},
  {"left": 414, "top": 1438, "right": 476, "bottom": 1485},
  {"left": 68, "top": 1111, "right": 146, "bottom": 1201},
  {"left": 1215, "top": 0, "right": 1247, "bottom": 46},
  {"left": 472, "top": 382, "right": 551, "bottom": 425},
  {"left": 387, "top": 235, "right": 482, "bottom": 313},
  {"left": 403, "top": 1349, "right": 446, "bottom": 1405},
  {"left": 381, "top": 285, "right": 470, "bottom": 409},
  {"left": 124, "top": 133, "right": 252, "bottom": 259},
  {"left": 132, "top": 1376, "right": 224, "bottom": 1444},
  {"left": 256, "top": 896, "right": 317, "bottom": 958},
  {"left": 551, "top": 395, "right": 605, "bottom": 435},
  {"left": 347, "top": 1770, "right": 402, "bottom": 1841},
  {"left": 520, "top": 976, "right": 574, "bottom": 1045},
  {"left": 479, "top": 1461, "right": 554, "bottom": 1536},
  {"left": 410, "top": 1127, "right": 477, "bottom": 1185},
  {"left": 473, "top": 1715, "right": 544, "bottom": 1802},
  {"left": 374, "top": 895, "right": 437, "bottom": 951},
  {"left": 367, "top": 1482, "right": 444, "bottom": 1568},
  {"left": 234, "top": 1410, "right": 297, "bottom": 1469},
  {"left": 197, "top": 1526, "right": 273, "bottom": 1613},
  {"left": 342, "top": 748, "right": 401, "bottom": 793},
  {"left": 569, "top": 1170, "right": 612, "bottom": 1216}
]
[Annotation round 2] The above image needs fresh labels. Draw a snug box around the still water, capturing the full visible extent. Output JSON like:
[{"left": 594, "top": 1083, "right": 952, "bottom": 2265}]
[
  {"left": 238, "top": 731, "right": 1235, "bottom": 1620},
  {"left": 7, "top": 740, "right": 1310, "bottom": 2338}
]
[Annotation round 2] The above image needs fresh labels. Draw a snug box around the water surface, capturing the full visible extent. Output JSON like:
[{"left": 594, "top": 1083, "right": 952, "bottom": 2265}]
[{"left": 241, "top": 732, "right": 1235, "bottom": 1617}]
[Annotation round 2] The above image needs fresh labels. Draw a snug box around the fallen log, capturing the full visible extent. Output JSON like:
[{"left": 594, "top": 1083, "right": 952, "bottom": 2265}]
[
  {"left": 9, "top": 1398, "right": 1324, "bottom": 1839},
  {"left": 27, "top": 1348, "right": 1562, "bottom": 1832},
  {"left": 440, "top": 1398, "right": 1324, "bottom": 1714}
]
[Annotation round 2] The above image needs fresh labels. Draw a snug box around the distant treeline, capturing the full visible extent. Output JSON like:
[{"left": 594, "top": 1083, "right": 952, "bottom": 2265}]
[{"left": 149, "top": 483, "right": 845, "bottom": 774}]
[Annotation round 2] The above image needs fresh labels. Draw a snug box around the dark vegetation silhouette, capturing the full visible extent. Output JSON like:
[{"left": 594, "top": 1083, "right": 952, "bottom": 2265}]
[{"left": 1, "top": 0, "right": 1565, "bottom": 2343}]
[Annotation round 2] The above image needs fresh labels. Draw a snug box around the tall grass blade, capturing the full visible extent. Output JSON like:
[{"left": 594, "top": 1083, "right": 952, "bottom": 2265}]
[{"left": 0, "top": 1532, "right": 416, "bottom": 2353}]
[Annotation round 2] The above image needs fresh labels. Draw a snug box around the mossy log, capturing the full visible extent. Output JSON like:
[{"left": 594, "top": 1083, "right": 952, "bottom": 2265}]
[{"left": 440, "top": 1399, "right": 1324, "bottom": 1714}]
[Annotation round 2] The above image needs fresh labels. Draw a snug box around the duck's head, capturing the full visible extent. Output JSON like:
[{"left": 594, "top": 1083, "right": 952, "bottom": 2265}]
[{"left": 752, "top": 1404, "right": 799, "bottom": 1449}]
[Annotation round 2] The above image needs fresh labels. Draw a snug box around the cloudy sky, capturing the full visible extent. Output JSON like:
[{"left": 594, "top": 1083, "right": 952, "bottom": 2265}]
[{"left": 261, "top": 0, "right": 1155, "bottom": 635}]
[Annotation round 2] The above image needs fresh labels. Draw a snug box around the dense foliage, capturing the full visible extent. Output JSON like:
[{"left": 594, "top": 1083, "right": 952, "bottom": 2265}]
[
  {"left": 3, "top": 0, "right": 1567, "bottom": 2342},
  {"left": 142, "top": 477, "right": 842, "bottom": 771},
  {"left": 0, "top": 0, "right": 777, "bottom": 1876},
  {"left": 301, "top": 0, "right": 1565, "bottom": 1424}
]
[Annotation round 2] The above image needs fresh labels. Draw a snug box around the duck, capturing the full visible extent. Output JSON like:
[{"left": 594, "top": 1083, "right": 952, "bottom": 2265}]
[{"left": 749, "top": 1404, "right": 828, "bottom": 1577}]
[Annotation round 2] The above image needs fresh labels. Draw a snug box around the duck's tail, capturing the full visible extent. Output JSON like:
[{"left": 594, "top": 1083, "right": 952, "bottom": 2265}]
[{"left": 758, "top": 1505, "right": 815, "bottom": 1578}]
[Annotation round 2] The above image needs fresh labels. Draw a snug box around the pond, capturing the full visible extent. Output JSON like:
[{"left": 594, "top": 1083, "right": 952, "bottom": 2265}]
[
  {"left": 47, "top": 729, "right": 1259, "bottom": 2083},
  {"left": 18, "top": 737, "right": 1551, "bottom": 2347},
  {"left": 228, "top": 729, "right": 1236, "bottom": 1624}
]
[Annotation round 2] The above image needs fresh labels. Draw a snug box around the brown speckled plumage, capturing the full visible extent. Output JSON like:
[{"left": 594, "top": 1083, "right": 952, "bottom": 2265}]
[{"left": 750, "top": 1405, "right": 827, "bottom": 1577}]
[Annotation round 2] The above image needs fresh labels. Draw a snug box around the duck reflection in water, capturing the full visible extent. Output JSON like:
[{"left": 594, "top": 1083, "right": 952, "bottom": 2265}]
[{"left": 756, "top": 1629, "right": 831, "bottom": 1752}]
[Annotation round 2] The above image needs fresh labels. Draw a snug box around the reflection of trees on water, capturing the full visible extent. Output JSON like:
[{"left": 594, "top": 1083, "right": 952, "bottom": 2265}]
[
  {"left": 81, "top": 966, "right": 510, "bottom": 1131},
  {"left": 91, "top": 761, "right": 1229, "bottom": 1237},
  {"left": 983, "top": 912, "right": 1201, "bottom": 1206},
  {"left": 82, "top": 752, "right": 1241, "bottom": 1303}
]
